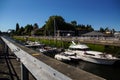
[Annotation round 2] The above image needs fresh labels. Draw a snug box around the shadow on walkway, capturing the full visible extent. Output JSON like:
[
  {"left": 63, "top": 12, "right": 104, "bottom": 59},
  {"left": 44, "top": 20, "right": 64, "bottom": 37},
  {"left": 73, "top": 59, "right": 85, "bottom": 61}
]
[{"left": 0, "top": 54, "right": 20, "bottom": 80}]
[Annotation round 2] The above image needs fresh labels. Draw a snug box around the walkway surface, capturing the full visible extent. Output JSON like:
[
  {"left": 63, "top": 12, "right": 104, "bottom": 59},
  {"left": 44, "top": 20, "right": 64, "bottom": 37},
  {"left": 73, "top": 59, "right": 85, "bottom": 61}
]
[
  {"left": 0, "top": 54, "right": 20, "bottom": 80},
  {"left": 0, "top": 39, "right": 35, "bottom": 80}
]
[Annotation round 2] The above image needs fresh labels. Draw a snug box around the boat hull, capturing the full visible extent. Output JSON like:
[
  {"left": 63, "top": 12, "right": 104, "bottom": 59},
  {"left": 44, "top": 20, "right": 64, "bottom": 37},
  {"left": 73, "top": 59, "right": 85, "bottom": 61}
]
[{"left": 80, "top": 55, "right": 119, "bottom": 65}]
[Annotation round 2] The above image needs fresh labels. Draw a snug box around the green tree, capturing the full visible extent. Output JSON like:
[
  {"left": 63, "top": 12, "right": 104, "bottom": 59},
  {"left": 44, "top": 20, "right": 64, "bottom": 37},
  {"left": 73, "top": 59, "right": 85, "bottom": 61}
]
[
  {"left": 111, "top": 29, "right": 115, "bottom": 34},
  {"left": 45, "top": 15, "right": 65, "bottom": 36},
  {"left": 64, "top": 23, "right": 75, "bottom": 30},
  {"left": 17, "top": 27, "right": 24, "bottom": 35},
  {"left": 24, "top": 24, "right": 33, "bottom": 35},
  {"left": 31, "top": 23, "right": 39, "bottom": 36},
  {"left": 99, "top": 27, "right": 105, "bottom": 33},
  {"left": 16, "top": 23, "right": 20, "bottom": 35},
  {"left": 105, "top": 27, "right": 109, "bottom": 32},
  {"left": 86, "top": 24, "right": 94, "bottom": 32},
  {"left": 71, "top": 20, "right": 77, "bottom": 26},
  {"left": 34, "top": 29, "right": 43, "bottom": 36},
  {"left": 33, "top": 23, "right": 39, "bottom": 30}
]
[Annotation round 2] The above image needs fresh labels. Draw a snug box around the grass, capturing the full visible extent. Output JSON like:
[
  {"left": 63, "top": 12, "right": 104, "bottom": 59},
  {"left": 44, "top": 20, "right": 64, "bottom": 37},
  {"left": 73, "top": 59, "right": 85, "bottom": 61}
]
[
  {"left": 87, "top": 44, "right": 105, "bottom": 52},
  {"left": 13, "top": 36, "right": 120, "bottom": 56}
]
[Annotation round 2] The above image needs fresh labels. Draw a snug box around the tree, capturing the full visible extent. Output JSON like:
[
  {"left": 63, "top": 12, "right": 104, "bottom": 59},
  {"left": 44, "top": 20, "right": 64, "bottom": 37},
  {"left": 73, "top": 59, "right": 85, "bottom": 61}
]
[
  {"left": 16, "top": 23, "right": 20, "bottom": 31},
  {"left": 31, "top": 23, "right": 39, "bottom": 36},
  {"left": 86, "top": 24, "right": 94, "bottom": 32},
  {"left": 33, "top": 23, "right": 39, "bottom": 30},
  {"left": 0, "top": 30, "right": 2, "bottom": 35},
  {"left": 99, "top": 27, "right": 105, "bottom": 33},
  {"left": 64, "top": 23, "right": 75, "bottom": 30},
  {"left": 71, "top": 20, "right": 77, "bottom": 26},
  {"left": 111, "top": 29, "right": 115, "bottom": 34},
  {"left": 24, "top": 24, "right": 33, "bottom": 35},
  {"left": 17, "top": 27, "right": 24, "bottom": 35},
  {"left": 45, "top": 15, "right": 65, "bottom": 36},
  {"left": 33, "top": 29, "right": 43, "bottom": 36},
  {"left": 15, "top": 23, "right": 20, "bottom": 35},
  {"left": 105, "top": 27, "right": 109, "bottom": 31}
]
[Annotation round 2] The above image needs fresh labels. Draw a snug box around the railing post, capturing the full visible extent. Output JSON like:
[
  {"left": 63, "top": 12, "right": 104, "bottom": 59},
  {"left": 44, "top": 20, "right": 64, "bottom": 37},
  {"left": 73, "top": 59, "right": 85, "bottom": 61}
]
[
  {"left": 4, "top": 44, "right": 9, "bottom": 55},
  {"left": 21, "top": 63, "right": 29, "bottom": 80}
]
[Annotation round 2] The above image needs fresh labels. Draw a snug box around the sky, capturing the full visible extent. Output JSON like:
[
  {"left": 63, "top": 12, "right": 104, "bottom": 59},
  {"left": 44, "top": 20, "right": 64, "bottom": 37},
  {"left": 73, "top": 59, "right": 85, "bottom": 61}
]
[{"left": 0, "top": 0, "right": 120, "bottom": 32}]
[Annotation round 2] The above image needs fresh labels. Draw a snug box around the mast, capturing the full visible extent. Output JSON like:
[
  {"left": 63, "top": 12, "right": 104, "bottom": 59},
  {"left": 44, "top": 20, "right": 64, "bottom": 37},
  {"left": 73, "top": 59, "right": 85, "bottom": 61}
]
[{"left": 54, "top": 18, "right": 56, "bottom": 37}]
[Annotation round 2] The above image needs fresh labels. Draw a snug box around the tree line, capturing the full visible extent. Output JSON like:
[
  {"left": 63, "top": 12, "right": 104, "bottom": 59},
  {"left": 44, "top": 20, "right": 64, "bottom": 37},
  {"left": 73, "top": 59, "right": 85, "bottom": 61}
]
[{"left": 10, "top": 15, "right": 115, "bottom": 36}]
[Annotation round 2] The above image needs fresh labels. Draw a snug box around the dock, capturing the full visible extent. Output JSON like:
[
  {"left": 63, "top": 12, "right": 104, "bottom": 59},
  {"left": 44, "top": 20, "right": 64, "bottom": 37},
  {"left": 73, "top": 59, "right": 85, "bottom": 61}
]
[{"left": 0, "top": 36, "right": 105, "bottom": 80}]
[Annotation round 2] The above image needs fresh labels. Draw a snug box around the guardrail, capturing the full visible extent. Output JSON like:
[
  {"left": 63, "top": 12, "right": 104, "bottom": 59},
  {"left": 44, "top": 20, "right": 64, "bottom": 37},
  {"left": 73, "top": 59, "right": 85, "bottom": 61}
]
[{"left": 1, "top": 36, "right": 105, "bottom": 80}]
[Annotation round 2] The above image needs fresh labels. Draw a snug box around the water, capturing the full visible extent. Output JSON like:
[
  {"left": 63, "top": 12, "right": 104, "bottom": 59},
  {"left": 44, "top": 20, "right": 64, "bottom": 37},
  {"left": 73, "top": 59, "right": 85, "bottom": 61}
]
[
  {"left": 65, "top": 60, "right": 120, "bottom": 80},
  {"left": 33, "top": 47, "right": 120, "bottom": 80}
]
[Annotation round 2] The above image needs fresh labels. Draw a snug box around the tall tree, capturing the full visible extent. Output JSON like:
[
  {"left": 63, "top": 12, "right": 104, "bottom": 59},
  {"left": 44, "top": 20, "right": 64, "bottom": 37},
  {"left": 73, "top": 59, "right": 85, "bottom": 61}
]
[
  {"left": 16, "top": 23, "right": 20, "bottom": 35},
  {"left": 24, "top": 24, "right": 33, "bottom": 35},
  {"left": 86, "top": 24, "right": 94, "bottom": 32},
  {"left": 33, "top": 23, "right": 39, "bottom": 30},
  {"left": 16, "top": 23, "right": 20, "bottom": 32},
  {"left": 17, "top": 27, "right": 24, "bottom": 35},
  {"left": 71, "top": 20, "right": 77, "bottom": 26},
  {"left": 31, "top": 23, "right": 39, "bottom": 36},
  {"left": 45, "top": 15, "right": 65, "bottom": 36},
  {"left": 99, "top": 27, "right": 105, "bottom": 33}
]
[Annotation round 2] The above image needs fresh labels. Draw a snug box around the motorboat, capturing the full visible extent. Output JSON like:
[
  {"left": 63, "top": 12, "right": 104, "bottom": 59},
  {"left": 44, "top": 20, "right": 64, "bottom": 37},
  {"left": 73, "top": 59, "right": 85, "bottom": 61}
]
[
  {"left": 64, "top": 51, "right": 80, "bottom": 60},
  {"left": 68, "top": 41, "right": 120, "bottom": 65},
  {"left": 39, "top": 46, "right": 58, "bottom": 53},
  {"left": 54, "top": 51, "right": 80, "bottom": 61},
  {"left": 54, "top": 52, "right": 71, "bottom": 61},
  {"left": 25, "top": 41, "right": 45, "bottom": 48}
]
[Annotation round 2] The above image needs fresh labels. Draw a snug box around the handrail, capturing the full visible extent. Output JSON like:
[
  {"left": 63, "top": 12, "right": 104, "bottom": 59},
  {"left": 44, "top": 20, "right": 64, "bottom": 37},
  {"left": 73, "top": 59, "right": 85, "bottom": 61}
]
[{"left": 1, "top": 36, "right": 105, "bottom": 80}]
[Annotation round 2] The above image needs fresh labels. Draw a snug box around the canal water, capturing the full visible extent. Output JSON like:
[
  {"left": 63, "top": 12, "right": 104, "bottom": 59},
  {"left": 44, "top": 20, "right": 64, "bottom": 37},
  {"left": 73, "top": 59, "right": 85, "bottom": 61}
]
[
  {"left": 33, "top": 47, "right": 120, "bottom": 80},
  {"left": 65, "top": 60, "right": 120, "bottom": 80},
  {"left": 39, "top": 49, "right": 120, "bottom": 80},
  {"left": 41, "top": 50, "right": 120, "bottom": 80}
]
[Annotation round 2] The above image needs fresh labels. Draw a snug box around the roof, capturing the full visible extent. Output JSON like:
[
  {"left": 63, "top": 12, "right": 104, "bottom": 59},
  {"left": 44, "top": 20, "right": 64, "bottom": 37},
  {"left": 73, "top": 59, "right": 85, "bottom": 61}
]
[{"left": 82, "top": 31, "right": 105, "bottom": 36}]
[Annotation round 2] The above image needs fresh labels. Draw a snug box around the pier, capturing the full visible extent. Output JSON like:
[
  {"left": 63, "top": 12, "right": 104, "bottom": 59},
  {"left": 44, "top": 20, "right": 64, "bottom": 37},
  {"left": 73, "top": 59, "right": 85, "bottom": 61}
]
[{"left": 0, "top": 36, "right": 106, "bottom": 80}]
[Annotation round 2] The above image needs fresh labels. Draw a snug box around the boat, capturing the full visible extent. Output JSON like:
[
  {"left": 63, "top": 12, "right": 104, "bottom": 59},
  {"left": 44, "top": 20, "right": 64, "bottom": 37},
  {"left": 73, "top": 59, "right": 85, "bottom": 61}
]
[
  {"left": 54, "top": 50, "right": 80, "bottom": 61},
  {"left": 39, "top": 46, "right": 58, "bottom": 53},
  {"left": 68, "top": 41, "right": 120, "bottom": 65},
  {"left": 54, "top": 52, "right": 71, "bottom": 61},
  {"left": 25, "top": 41, "right": 45, "bottom": 48}
]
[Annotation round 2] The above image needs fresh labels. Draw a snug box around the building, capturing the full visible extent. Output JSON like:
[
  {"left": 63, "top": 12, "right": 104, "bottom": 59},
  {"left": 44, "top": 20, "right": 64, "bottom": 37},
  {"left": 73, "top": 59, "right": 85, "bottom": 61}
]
[
  {"left": 81, "top": 31, "right": 105, "bottom": 37},
  {"left": 114, "top": 31, "right": 120, "bottom": 38},
  {"left": 56, "top": 30, "right": 75, "bottom": 37}
]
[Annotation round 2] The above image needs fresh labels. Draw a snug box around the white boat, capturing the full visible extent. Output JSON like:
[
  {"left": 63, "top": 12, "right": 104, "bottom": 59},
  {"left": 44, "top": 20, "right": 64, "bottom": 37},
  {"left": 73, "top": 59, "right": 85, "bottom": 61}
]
[
  {"left": 25, "top": 41, "right": 45, "bottom": 47},
  {"left": 54, "top": 51, "right": 80, "bottom": 61},
  {"left": 39, "top": 46, "right": 58, "bottom": 53},
  {"left": 68, "top": 41, "right": 120, "bottom": 65},
  {"left": 39, "top": 48, "right": 47, "bottom": 53},
  {"left": 54, "top": 52, "right": 71, "bottom": 61},
  {"left": 63, "top": 51, "right": 80, "bottom": 60}
]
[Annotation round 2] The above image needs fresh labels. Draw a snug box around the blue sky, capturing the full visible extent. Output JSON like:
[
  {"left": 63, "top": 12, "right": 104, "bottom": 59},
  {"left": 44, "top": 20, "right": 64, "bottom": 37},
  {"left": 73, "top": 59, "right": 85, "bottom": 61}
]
[{"left": 0, "top": 0, "right": 120, "bottom": 31}]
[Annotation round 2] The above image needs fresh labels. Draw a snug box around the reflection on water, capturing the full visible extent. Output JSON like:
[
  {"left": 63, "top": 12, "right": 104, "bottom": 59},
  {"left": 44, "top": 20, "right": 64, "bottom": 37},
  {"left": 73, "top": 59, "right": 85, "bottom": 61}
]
[{"left": 65, "top": 60, "right": 120, "bottom": 80}]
